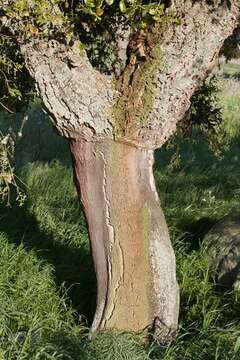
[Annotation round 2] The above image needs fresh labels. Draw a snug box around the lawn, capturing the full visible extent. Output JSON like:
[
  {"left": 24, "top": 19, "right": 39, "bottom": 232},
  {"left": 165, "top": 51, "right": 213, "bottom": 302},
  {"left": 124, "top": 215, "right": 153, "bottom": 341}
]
[{"left": 0, "top": 65, "right": 240, "bottom": 359}]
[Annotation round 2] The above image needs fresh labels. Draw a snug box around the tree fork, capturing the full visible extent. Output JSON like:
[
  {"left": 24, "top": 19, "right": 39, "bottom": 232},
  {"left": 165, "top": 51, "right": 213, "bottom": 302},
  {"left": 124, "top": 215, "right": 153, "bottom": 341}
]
[{"left": 70, "top": 139, "right": 179, "bottom": 338}]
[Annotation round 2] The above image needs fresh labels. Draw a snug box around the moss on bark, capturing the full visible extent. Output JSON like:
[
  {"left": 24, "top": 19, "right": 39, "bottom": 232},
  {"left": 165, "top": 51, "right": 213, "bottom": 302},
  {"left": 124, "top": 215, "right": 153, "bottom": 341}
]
[{"left": 112, "top": 23, "right": 166, "bottom": 138}]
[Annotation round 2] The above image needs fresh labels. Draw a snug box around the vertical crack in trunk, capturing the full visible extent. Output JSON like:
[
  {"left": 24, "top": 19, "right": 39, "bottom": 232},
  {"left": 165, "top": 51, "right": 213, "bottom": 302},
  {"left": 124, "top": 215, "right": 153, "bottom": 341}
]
[
  {"left": 147, "top": 151, "right": 159, "bottom": 202},
  {"left": 99, "top": 150, "right": 125, "bottom": 327}
]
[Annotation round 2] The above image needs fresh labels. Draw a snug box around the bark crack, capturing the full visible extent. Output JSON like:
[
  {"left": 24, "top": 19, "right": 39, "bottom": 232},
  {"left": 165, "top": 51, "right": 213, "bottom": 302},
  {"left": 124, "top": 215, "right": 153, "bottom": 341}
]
[
  {"left": 147, "top": 150, "right": 159, "bottom": 202},
  {"left": 99, "top": 150, "right": 125, "bottom": 326}
]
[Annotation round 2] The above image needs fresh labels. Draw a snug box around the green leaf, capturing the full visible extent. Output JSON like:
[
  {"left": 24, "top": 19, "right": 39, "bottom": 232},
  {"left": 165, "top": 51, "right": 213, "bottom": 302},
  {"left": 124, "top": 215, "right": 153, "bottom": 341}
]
[
  {"left": 105, "top": 0, "right": 114, "bottom": 5},
  {"left": 9, "top": 88, "right": 22, "bottom": 99},
  {"left": 85, "top": 0, "right": 95, "bottom": 9},
  {"left": 119, "top": 0, "right": 126, "bottom": 13},
  {"left": 96, "top": 7, "right": 104, "bottom": 16},
  {"left": 148, "top": 8, "right": 156, "bottom": 15}
]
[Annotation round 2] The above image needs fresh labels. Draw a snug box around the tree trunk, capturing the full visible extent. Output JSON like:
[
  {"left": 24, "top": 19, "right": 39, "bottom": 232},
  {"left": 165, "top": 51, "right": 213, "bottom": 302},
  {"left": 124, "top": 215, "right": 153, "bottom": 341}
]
[{"left": 70, "top": 139, "right": 179, "bottom": 339}]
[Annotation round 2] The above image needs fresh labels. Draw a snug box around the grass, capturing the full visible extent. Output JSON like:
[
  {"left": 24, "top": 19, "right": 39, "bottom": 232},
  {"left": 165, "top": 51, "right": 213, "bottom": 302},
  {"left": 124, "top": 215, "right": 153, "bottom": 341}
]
[
  {"left": 0, "top": 234, "right": 86, "bottom": 359},
  {"left": 0, "top": 66, "right": 240, "bottom": 358}
]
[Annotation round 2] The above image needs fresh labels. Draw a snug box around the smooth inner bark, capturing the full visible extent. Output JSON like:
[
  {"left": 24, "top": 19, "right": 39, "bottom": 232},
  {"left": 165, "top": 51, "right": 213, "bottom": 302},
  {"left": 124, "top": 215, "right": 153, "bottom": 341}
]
[{"left": 70, "top": 139, "right": 179, "bottom": 339}]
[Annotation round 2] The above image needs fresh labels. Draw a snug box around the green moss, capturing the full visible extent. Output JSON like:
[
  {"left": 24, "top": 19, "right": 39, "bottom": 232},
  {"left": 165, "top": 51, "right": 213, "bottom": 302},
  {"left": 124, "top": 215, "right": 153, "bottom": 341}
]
[
  {"left": 112, "top": 27, "right": 165, "bottom": 137},
  {"left": 137, "top": 45, "right": 163, "bottom": 122}
]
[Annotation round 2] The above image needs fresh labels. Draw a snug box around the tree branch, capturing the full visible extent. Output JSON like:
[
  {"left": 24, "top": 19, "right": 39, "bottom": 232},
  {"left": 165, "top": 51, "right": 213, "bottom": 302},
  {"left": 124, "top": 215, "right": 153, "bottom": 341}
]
[
  {"left": 116, "top": 0, "right": 240, "bottom": 149},
  {"left": 20, "top": 40, "right": 115, "bottom": 140}
]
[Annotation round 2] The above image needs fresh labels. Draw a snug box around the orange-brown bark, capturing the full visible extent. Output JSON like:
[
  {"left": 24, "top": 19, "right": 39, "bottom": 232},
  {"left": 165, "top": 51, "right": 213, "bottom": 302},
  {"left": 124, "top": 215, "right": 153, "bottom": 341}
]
[{"left": 70, "top": 139, "right": 179, "bottom": 339}]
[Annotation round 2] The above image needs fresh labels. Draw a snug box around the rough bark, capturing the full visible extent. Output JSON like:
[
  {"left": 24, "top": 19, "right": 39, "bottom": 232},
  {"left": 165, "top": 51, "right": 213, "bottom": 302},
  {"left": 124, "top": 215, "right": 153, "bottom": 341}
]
[
  {"left": 114, "top": 0, "right": 240, "bottom": 148},
  {"left": 17, "top": 1, "right": 239, "bottom": 149},
  {"left": 70, "top": 139, "right": 179, "bottom": 339},
  {"left": 20, "top": 41, "right": 114, "bottom": 140}
]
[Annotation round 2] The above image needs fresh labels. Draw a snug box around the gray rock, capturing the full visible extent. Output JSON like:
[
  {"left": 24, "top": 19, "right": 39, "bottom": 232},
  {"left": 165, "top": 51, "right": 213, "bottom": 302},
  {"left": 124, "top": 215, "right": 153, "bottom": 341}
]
[{"left": 203, "top": 212, "right": 240, "bottom": 290}]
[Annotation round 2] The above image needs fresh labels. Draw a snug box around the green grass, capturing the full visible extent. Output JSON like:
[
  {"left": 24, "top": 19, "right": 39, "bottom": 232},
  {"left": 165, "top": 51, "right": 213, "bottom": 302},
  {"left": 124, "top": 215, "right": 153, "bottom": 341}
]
[
  {"left": 212, "top": 62, "right": 240, "bottom": 144},
  {"left": 220, "top": 62, "right": 240, "bottom": 77},
  {"left": 0, "top": 234, "right": 86, "bottom": 359},
  {"left": 1, "top": 67, "right": 240, "bottom": 358}
]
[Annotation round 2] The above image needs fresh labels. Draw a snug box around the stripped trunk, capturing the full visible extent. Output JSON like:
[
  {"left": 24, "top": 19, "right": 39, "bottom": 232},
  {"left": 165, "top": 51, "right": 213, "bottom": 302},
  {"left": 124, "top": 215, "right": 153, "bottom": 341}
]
[{"left": 70, "top": 139, "right": 179, "bottom": 338}]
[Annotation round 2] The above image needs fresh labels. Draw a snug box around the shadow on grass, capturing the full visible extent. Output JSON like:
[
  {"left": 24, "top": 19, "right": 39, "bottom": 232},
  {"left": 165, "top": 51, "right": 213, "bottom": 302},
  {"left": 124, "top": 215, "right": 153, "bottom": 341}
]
[
  {"left": 155, "top": 129, "right": 240, "bottom": 252},
  {"left": 223, "top": 72, "right": 240, "bottom": 81},
  {"left": 14, "top": 112, "right": 71, "bottom": 168},
  {"left": 0, "top": 108, "right": 98, "bottom": 329},
  {"left": 38, "top": 330, "right": 87, "bottom": 359},
  {"left": 177, "top": 217, "right": 216, "bottom": 251},
  {"left": 0, "top": 202, "right": 96, "bottom": 325}
]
